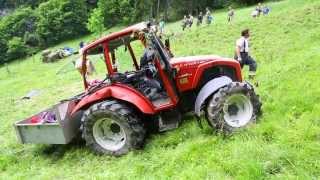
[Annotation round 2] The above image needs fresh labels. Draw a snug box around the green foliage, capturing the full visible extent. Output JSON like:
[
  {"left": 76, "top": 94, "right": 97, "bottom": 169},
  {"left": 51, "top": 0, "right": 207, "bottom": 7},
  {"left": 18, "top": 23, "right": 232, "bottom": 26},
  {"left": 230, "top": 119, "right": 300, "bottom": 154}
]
[
  {"left": 97, "top": 0, "right": 134, "bottom": 27},
  {"left": 36, "top": 0, "right": 88, "bottom": 46},
  {"left": 0, "top": 7, "right": 38, "bottom": 38},
  {"left": 0, "top": 7, "right": 38, "bottom": 63},
  {"left": 166, "top": 0, "right": 274, "bottom": 20},
  {"left": 87, "top": 8, "right": 105, "bottom": 36},
  {"left": 0, "top": 0, "right": 92, "bottom": 63},
  {"left": 0, "top": 0, "right": 46, "bottom": 9},
  {"left": 234, "top": 0, "right": 266, "bottom": 5},
  {"left": 6, "top": 37, "right": 27, "bottom": 60},
  {"left": 0, "top": 32, "right": 8, "bottom": 64},
  {"left": 131, "top": 0, "right": 154, "bottom": 21},
  {"left": 0, "top": 0, "right": 278, "bottom": 63},
  {"left": 24, "top": 32, "right": 40, "bottom": 47},
  {"left": 93, "top": 0, "right": 275, "bottom": 25}
]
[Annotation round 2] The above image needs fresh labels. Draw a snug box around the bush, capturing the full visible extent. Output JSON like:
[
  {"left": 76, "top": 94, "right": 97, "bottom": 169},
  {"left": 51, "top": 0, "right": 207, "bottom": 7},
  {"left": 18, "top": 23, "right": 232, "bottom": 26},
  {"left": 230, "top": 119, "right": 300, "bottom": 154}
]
[
  {"left": 0, "top": 7, "right": 38, "bottom": 39},
  {"left": 97, "top": 0, "right": 134, "bottom": 27},
  {"left": 0, "top": 0, "right": 46, "bottom": 9},
  {"left": 0, "top": 7, "right": 39, "bottom": 63},
  {"left": 6, "top": 37, "right": 28, "bottom": 60},
  {"left": 0, "top": 36, "right": 8, "bottom": 64},
  {"left": 87, "top": 8, "right": 105, "bottom": 36},
  {"left": 24, "top": 32, "right": 40, "bottom": 47},
  {"left": 36, "top": 0, "right": 88, "bottom": 46}
]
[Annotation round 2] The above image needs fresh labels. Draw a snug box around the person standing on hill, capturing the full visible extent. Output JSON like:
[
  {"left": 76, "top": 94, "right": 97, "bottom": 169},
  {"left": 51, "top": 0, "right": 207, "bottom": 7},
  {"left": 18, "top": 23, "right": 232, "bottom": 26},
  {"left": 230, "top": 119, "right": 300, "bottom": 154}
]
[
  {"left": 256, "top": 3, "right": 263, "bottom": 17},
  {"left": 182, "top": 15, "right": 188, "bottom": 31},
  {"left": 262, "top": 5, "right": 270, "bottom": 15},
  {"left": 197, "top": 11, "right": 203, "bottom": 26},
  {"left": 159, "top": 19, "right": 165, "bottom": 36},
  {"left": 188, "top": 14, "right": 194, "bottom": 28},
  {"left": 227, "top": 6, "right": 235, "bottom": 22},
  {"left": 234, "top": 29, "right": 258, "bottom": 80},
  {"left": 205, "top": 7, "right": 213, "bottom": 25}
]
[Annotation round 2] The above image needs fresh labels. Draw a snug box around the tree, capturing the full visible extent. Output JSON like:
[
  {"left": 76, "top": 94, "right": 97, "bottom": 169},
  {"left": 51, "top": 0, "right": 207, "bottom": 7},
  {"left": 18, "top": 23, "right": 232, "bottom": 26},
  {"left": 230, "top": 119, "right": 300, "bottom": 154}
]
[
  {"left": 0, "top": 35, "right": 8, "bottom": 64},
  {"left": 0, "top": 0, "right": 46, "bottom": 9},
  {"left": 97, "top": 0, "right": 134, "bottom": 27},
  {"left": 0, "top": 7, "right": 38, "bottom": 38},
  {"left": 36, "top": 0, "right": 88, "bottom": 46},
  {"left": 87, "top": 8, "right": 105, "bottom": 36},
  {"left": 0, "top": 7, "right": 39, "bottom": 63},
  {"left": 6, "top": 37, "right": 28, "bottom": 60}
]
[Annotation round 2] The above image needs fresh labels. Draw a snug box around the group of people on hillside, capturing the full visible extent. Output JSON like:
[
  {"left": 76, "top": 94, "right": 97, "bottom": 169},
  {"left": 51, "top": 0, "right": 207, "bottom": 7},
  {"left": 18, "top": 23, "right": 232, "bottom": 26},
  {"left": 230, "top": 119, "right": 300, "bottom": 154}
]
[
  {"left": 183, "top": 6, "right": 233, "bottom": 29},
  {"left": 181, "top": 15, "right": 193, "bottom": 31},
  {"left": 252, "top": 3, "right": 270, "bottom": 18},
  {"left": 227, "top": 3, "right": 270, "bottom": 22},
  {"left": 144, "top": 18, "right": 166, "bottom": 37},
  {"left": 178, "top": 3, "right": 266, "bottom": 83},
  {"left": 182, "top": 3, "right": 270, "bottom": 28},
  {"left": 182, "top": 7, "right": 213, "bottom": 30}
]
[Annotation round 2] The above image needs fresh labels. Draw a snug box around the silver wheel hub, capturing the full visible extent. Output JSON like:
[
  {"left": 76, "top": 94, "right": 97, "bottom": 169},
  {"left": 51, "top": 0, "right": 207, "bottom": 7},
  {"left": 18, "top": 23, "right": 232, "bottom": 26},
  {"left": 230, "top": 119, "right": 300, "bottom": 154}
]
[
  {"left": 93, "top": 118, "right": 126, "bottom": 151},
  {"left": 222, "top": 94, "right": 253, "bottom": 127}
]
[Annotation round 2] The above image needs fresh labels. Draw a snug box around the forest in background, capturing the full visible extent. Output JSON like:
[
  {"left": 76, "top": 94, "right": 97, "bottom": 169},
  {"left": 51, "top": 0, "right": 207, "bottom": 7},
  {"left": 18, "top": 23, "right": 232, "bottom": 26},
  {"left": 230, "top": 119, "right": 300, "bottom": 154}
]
[{"left": 0, "top": 0, "right": 274, "bottom": 64}]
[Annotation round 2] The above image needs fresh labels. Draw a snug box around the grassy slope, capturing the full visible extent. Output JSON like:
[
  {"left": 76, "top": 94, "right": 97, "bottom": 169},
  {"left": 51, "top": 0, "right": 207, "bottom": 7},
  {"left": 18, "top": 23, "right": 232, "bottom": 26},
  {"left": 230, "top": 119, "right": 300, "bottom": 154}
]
[{"left": 1, "top": 0, "right": 320, "bottom": 179}]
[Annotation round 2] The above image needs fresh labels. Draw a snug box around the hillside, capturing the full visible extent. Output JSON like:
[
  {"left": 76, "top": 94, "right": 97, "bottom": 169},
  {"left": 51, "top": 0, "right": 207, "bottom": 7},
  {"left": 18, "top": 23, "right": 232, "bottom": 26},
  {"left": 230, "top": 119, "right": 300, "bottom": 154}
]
[{"left": 1, "top": 0, "right": 320, "bottom": 179}]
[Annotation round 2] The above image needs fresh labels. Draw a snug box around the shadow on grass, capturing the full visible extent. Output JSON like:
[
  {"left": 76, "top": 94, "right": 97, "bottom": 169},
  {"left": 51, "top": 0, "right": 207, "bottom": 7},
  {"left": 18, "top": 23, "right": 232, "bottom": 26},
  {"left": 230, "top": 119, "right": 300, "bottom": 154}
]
[
  {"left": 32, "top": 113, "right": 235, "bottom": 159},
  {"left": 35, "top": 137, "right": 86, "bottom": 160}
]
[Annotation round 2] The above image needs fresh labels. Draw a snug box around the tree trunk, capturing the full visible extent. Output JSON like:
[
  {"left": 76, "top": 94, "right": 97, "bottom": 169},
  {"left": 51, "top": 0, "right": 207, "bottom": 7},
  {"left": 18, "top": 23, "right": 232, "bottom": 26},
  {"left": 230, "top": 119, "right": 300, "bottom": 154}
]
[
  {"left": 164, "top": 0, "right": 169, "bottom": 21},
  {"left": 157, "top": 0, "right": 160, "bottom": 21}
]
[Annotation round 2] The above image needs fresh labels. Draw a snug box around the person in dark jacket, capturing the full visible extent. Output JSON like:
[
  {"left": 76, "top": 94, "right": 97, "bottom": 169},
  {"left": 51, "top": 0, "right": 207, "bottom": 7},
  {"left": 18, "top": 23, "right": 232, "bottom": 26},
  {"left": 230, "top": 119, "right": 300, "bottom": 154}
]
[{"left": 197, "top": 12, "right": 203, "bottom": 26}]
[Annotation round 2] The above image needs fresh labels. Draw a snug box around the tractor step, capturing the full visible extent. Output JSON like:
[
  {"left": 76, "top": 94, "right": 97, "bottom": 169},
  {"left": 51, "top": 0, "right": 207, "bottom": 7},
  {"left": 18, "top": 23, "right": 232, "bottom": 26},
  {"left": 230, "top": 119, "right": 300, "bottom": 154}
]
[
  {"left": 152, "top": 97, "right": 171, "bottom": 108},
  {"left": 158, "top": 109, "right": 181, "bottom": 132}
]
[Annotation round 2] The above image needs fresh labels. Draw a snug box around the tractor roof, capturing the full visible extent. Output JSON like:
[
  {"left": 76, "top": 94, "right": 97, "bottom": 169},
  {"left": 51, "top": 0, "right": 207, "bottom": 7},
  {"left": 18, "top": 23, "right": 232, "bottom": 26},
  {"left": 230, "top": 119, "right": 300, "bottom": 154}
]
[{"left": 82, "top": 22, "right": 148, "bottom": 53}]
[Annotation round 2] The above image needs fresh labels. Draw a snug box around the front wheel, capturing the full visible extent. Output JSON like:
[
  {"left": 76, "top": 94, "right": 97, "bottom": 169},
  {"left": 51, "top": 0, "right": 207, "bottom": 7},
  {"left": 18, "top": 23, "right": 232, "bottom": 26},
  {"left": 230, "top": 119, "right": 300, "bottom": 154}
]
[
  {"left": 82, "top": 100, "right": 145, "bottom": 156},
  {"left": 206, "top": 82, "right": 262, "bottom": 133}
]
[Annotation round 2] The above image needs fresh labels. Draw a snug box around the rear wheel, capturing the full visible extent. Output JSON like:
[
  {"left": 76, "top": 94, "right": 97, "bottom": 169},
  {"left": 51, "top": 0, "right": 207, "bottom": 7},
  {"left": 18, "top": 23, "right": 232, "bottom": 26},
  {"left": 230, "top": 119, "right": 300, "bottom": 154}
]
[
  {"left": 206, "top": 82, "right": 262, "bottom": 133},
  {"left": 82, "top": 100, "right": 145, "bottom": 156}
]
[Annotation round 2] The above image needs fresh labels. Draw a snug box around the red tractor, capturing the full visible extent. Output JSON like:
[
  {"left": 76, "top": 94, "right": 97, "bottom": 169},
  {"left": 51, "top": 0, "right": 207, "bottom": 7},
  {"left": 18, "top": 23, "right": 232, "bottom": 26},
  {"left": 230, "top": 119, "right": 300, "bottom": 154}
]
[{"left": 15, "top": 22, "right": 261, "bottom": 156}]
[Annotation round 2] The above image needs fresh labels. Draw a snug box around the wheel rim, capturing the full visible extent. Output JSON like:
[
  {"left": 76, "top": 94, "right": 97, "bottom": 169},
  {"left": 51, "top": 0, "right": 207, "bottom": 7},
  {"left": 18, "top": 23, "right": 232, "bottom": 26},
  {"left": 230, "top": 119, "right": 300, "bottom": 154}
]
[
  {"left": 93, "top": 118, "right": 126, "bottom": 151},
  {"left": 222, "top": 93, "right": 253, "bottom": 127}
]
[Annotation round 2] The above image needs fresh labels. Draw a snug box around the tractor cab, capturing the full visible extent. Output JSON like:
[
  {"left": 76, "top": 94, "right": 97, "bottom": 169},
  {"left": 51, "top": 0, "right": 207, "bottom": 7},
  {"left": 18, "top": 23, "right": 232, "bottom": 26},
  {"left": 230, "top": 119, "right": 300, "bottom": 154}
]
[{"left": 80, "top": 22, "right": 178, "bottom": 109}]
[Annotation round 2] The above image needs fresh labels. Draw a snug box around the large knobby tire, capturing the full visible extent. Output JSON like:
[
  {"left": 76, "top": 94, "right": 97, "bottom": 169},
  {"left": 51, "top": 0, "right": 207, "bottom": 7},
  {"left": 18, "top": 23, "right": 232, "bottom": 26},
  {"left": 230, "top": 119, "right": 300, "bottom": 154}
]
[
  {"left": 206, "top": 82, "right": 262, "bottom": 134},
  {"left": 81, "top": 100, "right": 145, "bottom": 156}
]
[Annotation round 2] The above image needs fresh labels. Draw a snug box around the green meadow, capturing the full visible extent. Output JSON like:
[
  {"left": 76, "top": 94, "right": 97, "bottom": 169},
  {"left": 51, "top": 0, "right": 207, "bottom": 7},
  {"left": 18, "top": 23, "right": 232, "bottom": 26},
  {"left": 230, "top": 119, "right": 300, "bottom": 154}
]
[{"left": 1, "top": 0, "right": 320, "bottom": 178}]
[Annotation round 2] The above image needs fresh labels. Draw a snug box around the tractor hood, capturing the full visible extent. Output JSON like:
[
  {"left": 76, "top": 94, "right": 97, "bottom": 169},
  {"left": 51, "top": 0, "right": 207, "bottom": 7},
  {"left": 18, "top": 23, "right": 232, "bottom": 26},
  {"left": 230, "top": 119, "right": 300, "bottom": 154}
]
[
  {"left": 169, "top": 55, "right": 242, "bottom": 92},
  {"left": 170, "top": 55, "right": 236, "bottom": 68}
]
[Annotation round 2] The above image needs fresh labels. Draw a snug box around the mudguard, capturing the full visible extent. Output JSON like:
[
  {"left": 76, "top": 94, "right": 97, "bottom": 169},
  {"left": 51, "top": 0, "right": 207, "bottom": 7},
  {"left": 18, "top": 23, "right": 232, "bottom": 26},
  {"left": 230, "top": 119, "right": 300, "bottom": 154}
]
[
  {"left": 194, "top": 76, "right": 233, "bottom": 117},
  {"left": 71, "top": 84, "right": 156, "bottom": 115}
]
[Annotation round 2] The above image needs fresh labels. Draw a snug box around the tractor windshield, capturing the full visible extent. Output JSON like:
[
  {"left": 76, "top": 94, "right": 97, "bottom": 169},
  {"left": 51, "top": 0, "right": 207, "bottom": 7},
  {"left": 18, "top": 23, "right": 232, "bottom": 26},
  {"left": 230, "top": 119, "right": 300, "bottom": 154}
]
[
  {"left": 107, "top": 36, "right": 144, "bottom": 73},
  {"left": 79, "top": 35, "right": 144, "bottom": 86}
]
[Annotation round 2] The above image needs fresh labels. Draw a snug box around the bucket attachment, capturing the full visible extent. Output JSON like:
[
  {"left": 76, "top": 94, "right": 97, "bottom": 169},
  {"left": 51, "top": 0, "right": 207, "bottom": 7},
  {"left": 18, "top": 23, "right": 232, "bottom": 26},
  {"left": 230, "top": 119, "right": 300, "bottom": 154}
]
[{"left": 14, "top": 100, "right": 81, "bottom": 144}]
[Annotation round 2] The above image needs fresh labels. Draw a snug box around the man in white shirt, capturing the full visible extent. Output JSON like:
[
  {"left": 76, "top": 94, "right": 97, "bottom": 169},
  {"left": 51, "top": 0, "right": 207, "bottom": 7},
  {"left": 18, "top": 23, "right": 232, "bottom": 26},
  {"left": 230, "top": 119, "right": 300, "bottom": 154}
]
[{"left": 235, "top": 29, "right": 257, "bottom": 80}]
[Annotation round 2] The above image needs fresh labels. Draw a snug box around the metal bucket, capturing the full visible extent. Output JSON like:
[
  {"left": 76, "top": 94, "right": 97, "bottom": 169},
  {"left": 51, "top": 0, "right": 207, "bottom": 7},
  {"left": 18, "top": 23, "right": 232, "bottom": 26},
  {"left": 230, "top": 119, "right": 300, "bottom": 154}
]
[{"left": 14, "top": 100, "right": 81, "bottom": 144}]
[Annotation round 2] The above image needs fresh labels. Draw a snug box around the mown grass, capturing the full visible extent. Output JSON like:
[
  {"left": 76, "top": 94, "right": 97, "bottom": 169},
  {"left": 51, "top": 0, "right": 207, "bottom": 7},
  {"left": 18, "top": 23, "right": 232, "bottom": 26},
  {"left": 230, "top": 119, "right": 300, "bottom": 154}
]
[{"left": 1, "top": 0, "right": 320, "bottom": 179}]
